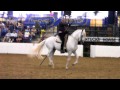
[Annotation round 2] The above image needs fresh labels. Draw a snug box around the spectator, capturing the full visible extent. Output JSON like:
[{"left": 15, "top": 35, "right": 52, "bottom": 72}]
[
  {"left": 0, "top": 21, "right": 5, "bottom": 29},
  {"left": 16, "top": 31, "right": 23, "bottom": 43},
  {"left": 40, "top": 28, "right": 46, "bottom": 38},
  {"left": 35, "top": 21, "right": 41, "bottom": 37},
  {"left": 1, "top": 26, "right": 8, "bottom": 37},
  {"left": 2, "top": 30, "right": 11, "bottom": 42},
  {"left": 16, "top": 20, "right": 23, "bottom": 31},
  {"left": 40, "top": 29, "right": 46, "bottom": 41},
  {"left": 9, "top": 22, "right": 14, "bottom": 33},
  {"left": 10, "top": 30, "right": 17, "bottom": 42},
  {"left": 6, "top": 21, "right": 10, "bottom": 28},
  {"left": 9, "top": 17, "right": 15, "bottom": 24},
  {"left": 13, "top": 22, "right": 19, "bottom": 33},
  {"left": 0, "top": 28, "right": 1, "bottom": 41},
  {"left": 31, "top": 25, "right": 37, "bottom": 40},
  {"left": 0, "top": 21, "right": 6, "bottom": 41},
  {"left": 23, "top": 26, "right": 31, "bottom": 43}
]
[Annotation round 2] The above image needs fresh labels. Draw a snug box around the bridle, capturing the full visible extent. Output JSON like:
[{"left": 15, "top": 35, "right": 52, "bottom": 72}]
[{"left": 80, "top": 29, "right": 84, "bottom": 44}]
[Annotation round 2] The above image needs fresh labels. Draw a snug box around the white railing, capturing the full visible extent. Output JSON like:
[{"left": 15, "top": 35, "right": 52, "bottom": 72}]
[
  {"left": 0, "top": 42, "right": 120, "bottom": 58},
  {"left": 0, "top": 42, "right": 83, "bottom": 57},
  {"left": 90, "top": 45, "right": 120, "bottom": 58}
]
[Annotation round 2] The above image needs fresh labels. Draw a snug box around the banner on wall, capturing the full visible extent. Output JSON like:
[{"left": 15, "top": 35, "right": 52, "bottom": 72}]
[
  {"left": 24, "top": 16, "right": 55, "bottom": 27},
  {"left": 24, "top": 16, "right": 106, "bottom": 27},
  {"left": 85, "top": 37, "right": 119, "bottom": 42}
]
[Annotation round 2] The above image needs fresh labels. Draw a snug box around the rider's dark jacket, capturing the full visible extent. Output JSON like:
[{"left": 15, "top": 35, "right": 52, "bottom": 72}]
[{"left": 57, "top": 22, "right": 68, "bottom": 33}]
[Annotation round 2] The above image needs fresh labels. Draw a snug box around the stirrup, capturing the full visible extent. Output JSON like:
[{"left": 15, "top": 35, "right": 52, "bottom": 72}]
[{"left": 61, "top": 50, "right": 65, "bottom": 53}]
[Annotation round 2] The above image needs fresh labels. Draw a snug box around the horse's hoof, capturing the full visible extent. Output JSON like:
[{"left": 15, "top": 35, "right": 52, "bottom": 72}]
[
  {"left": 48, "top": 64, "right": 52, "bottom": 67},
  {"left": 66, "top": 67, "right": 68, "bottom": 70}
]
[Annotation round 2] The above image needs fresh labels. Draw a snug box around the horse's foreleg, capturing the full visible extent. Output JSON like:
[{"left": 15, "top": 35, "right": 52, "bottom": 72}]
[
  {"left": 72, "top": 51, "right": 79, "bottom": 65},
  {"left": 66, "top": 51, "right": 72, "bottom": 69}
]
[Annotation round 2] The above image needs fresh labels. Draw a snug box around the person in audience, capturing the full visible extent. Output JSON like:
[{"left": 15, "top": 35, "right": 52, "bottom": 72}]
[
  {"left": 38, "top": 29, "right": 46, "bottom": 42},
  {"left": 1, "top": 26, "right": 8, "bottom": 37},
  {"left": 0, "top": 21, "right": 5, "bottom": 29},
  {"left": 2, "top": 30, "right": 11, "bottom": 42},
  {"left": 9, "top": 22, "right": 14, "bottom": 33},
  {"left": 16, "top": 20, "right": 23, "bottom": 31},
  {"left": 23, "top": 26, "right": 31, "bottom": 43},
  {"left": 10, "top": 30, "right": 17, "bottom": 42},
  {"left": 31, "top": 25, "right": 37, "bottom": 40},
  {"left": 0, "top": 28, "right": 1, "bottom": 41},
  {"left": 16, "top": 30, "right": 23, "bottom": 43}
]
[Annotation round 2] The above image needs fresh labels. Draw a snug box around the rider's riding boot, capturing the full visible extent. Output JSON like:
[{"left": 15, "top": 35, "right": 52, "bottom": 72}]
[
  {"left": 61, "top": 49, "right": 65, "bottom": 53},
  {"left": 64, "top": 49, "right": 67, "bottom": 52},
  {"left": 61, "top": 50, "right": 65, "bottom": 53}
]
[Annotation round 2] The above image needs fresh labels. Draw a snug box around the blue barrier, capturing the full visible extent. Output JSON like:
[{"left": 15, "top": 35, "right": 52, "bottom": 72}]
[{"left": 23, "top": 17, "right": 108, "bottom": 28}]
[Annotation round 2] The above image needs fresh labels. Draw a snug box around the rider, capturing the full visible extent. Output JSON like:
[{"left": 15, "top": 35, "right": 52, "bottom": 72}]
[{"left": 57, "top": 18, "right": 69, "bottom": 53}]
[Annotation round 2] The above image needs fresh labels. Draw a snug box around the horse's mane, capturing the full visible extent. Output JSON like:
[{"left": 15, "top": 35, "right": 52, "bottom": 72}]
[{"left": 71, "top": 29, "right": 82, "bottom": 36}]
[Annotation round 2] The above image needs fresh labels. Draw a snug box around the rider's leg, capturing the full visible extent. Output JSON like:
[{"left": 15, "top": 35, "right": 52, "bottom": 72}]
[
  {"left": 64, "top": 34, "right": 68, "bottom": 52},
  {"left": 59, "top": 33, "right": 65, "bottom": 53},
  {"left": 61, "top": 37, "right": 65, "bottom": 50}
]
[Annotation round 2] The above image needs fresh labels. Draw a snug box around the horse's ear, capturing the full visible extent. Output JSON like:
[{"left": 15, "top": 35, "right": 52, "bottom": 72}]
[{"left": 83, "top": 29, "right": 85, "bottom": 32}]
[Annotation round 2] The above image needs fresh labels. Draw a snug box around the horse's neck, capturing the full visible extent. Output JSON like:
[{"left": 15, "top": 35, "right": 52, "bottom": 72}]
[{"left": 71, "top": 30, "right": 80, "bottom": 41}]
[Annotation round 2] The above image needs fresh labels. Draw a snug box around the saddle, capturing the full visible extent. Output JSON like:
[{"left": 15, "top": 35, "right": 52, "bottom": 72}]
[
  {"left": 55, "top": 34, "right": 68, "bottom": 52},
  {"left": 55, "top": 35, "right": 62, "bottom": 43}
]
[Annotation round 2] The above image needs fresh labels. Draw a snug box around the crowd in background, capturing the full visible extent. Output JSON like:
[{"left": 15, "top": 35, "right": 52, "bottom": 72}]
[{"left": 0, "top": 18, "right": 45, "bottom": 43}]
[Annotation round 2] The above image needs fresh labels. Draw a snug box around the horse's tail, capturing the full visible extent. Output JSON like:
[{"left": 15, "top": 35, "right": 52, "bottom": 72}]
[{"left": 28, "top": 40, "right": 46, "bottom": 60}]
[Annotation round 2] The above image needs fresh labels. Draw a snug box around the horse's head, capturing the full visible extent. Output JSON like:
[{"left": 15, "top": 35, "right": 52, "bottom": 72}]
[
  {"left": 71, "top": 29, "right": 86, "bottom": 44},
  {"left": 80, "top": 29, "right": 86, "bottom": 44}
]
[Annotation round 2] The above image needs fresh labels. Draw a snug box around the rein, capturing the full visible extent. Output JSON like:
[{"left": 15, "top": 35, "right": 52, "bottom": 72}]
[{"left": 80, "top": 29, "right": 84, "bottom": 44}]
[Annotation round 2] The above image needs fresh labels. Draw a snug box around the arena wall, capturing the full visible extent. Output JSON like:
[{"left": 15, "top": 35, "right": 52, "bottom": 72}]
[
  {"left": 0, "top": 43, "right": 83, "bottom": 57},
  {"left": 90, "top": 45, "right": 120, "bottom": 58},
  {"left": 0, "top": 43, "right": 120, "bottom": 58}
]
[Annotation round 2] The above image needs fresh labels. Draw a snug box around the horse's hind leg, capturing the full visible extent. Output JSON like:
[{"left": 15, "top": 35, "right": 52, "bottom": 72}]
[
  {"left": 72, "top": 51, "right": 79, "bottom": 65},
  {"left": 47, "top": 49, "right": 55, "bottom": 68}
]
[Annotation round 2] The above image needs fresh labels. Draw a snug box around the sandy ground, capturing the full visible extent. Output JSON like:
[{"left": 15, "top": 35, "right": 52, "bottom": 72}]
[{"left": 0, "top": 54, "right": 120, "bottom": 79}]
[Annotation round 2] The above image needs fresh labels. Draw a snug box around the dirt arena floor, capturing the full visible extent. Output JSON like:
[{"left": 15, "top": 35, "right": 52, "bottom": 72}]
[{"left": 0, "top": 54, "right": 120, "bottom": 79}]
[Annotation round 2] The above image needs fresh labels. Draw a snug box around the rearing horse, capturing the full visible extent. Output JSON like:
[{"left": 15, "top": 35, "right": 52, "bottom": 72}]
[{"left": 29, "top": 29, "right": 86, "bottom": 69}]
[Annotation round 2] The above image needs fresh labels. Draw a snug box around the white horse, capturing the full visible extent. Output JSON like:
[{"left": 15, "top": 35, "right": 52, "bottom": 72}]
[{"left": 29, "top": 29, "right": 86, "bottom": 69}]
